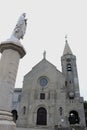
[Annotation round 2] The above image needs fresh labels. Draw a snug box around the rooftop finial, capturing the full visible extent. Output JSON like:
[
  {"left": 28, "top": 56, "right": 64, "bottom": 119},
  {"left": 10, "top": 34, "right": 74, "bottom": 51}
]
[
  {"left": 63, "top": 35, "right": 73, "bottom": 55},
  {"left": 65, "top": 34, "right": 68, "bottom": 44},
  {"left": 43, "top": 50, "right": 46, "bottom": 59}
]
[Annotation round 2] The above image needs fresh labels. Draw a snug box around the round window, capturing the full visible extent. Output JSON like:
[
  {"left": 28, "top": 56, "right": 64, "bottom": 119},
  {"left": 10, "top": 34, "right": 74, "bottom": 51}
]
[{"left": 39, "top": 77, "right": 48, "bottom": 87}]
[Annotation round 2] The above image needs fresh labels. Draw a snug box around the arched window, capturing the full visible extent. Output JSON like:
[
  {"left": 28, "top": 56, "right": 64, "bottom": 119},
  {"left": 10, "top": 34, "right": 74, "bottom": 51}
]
[
  {"left": 65, "top": 81, "right": 67, "bottom": 86},
  {"left": 11, "top": 109, "right": 18, "bottom": 123},
  {"left": 68, "top": 110, "right": 80, "bottom": 124},
  {"left": 23, "top": 106, "right": 26, "bottom": 115},
  {"left": 18, "top": 94, "right": 21, "bottom": 102},
  {"left": 37, "top": 107, "right": 47, "bottom": 125}
]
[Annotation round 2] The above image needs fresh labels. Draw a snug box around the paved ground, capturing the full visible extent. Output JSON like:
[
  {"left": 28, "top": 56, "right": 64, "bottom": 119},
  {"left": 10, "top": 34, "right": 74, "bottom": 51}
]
[
  {"left": 16, "top": 127, "right": 87, "bottom": 130},
  {"left": 16, "top": 127, "right": 49, "bottom": 130}
]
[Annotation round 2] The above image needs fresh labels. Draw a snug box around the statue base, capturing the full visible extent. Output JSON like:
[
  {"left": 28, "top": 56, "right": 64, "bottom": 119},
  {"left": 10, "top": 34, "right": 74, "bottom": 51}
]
[
  {"left": 0, "top": 120, "right": 16, "bottom": 130},
  {"left": 0, "top": 37, "right": 26, "bottom": 58},
  {"left": 0, "top": 110, "right": 16, "bottom": 130}
]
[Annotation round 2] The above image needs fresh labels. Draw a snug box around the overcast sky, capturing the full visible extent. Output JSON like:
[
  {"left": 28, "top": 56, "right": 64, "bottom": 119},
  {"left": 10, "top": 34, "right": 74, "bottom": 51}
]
[{"left": 0, "top": 0, "right": 87, "bottom": 100}]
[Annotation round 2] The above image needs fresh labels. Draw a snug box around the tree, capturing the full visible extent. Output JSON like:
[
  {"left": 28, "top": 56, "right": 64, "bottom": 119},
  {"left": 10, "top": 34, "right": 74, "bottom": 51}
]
[{"left": 84, "top": 101, "right": 87, "bottom": 126}]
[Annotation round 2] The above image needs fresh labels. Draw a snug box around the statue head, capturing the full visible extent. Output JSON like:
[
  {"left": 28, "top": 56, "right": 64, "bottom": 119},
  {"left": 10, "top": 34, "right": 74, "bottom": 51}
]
[{"left": 22, "top": 13, "right": 26, "bottom": 18}]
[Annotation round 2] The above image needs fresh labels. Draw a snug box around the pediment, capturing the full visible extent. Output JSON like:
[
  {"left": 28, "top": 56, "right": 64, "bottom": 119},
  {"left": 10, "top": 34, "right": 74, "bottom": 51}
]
[{"left": 24, "top": 59, "right": 62, "bottom": 80}]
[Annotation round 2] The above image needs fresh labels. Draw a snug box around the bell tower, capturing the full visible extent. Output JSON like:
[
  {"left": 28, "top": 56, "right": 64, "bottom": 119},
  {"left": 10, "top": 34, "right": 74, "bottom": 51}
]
[{"left": 61, "top": 38, "right": 80, "bottom": 99}]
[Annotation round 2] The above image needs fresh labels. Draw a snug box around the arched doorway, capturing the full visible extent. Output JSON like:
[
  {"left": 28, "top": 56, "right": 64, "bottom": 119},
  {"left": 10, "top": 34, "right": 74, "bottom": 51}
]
[
  {"left": 11, "top": 110, "right": 18, "bottom": 123},
  {"left": 68, "top": 110, "right": 80, "bottom": 124},
  {"left": 37, "top": 107, "right": 47, "bottom": 125}
]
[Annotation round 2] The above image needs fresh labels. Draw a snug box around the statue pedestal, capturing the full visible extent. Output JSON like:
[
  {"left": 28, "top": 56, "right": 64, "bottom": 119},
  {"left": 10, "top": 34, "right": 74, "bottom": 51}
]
[
  {"left": 0, "top": 121, "right": 16, "bottom": 130},
  {"left": 0, "top": 39, "right": 26, "bottom": 130},
  {"left": 0, "top": 111, "right": 16, "bottom": 130}
]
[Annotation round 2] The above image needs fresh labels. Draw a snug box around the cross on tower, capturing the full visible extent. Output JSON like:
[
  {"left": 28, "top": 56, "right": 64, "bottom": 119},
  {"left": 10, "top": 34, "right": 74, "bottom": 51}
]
[
  {"left": 65, "top": 35, "right": 68, "bottom": 44},
  {"left": 43, "top": 50, "right": 46, "bottom": 59}
]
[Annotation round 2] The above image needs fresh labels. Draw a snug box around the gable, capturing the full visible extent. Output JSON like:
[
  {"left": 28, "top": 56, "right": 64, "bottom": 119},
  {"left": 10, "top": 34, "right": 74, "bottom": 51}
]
[{"left": 24, "top": 59, "right": 62, "bottom": 80}]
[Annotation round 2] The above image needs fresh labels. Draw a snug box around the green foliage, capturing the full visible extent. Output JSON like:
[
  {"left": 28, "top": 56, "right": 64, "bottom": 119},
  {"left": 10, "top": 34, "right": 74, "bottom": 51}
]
[
  {"left": 84, "top": 101, "right": 87, "bottom": 109},
  {"left": 84, "top": 101, "right": 87, "bottom": 126}
]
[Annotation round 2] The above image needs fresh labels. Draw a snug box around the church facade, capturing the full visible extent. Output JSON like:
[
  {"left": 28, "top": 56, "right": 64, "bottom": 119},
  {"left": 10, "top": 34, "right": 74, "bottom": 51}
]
[{"left": 12, "top": 41, "right": 86, "bottom": 129}]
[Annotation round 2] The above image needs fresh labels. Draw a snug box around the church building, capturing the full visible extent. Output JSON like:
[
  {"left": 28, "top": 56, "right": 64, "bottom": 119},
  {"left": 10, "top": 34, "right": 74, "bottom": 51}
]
[{"left": 12, "top": 40, "right": 86, "bottom": 129}]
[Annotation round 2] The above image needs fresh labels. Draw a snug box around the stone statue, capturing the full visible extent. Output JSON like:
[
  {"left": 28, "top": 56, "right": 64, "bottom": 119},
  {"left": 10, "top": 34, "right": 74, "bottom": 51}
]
[{"left": 11, "top": 13, "right": 27, "bottom": 40}]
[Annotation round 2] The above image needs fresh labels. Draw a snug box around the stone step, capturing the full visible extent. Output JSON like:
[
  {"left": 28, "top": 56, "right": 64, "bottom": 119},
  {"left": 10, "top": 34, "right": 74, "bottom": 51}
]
[
  {"left": 16, "top": 126, "right": 87, "bottom": 130},
  {"left": 16, "top": 127, "right": 49, "bottom": 130},
  {"left": 57, "top": 128, "right": 71, "bottom": 130}
]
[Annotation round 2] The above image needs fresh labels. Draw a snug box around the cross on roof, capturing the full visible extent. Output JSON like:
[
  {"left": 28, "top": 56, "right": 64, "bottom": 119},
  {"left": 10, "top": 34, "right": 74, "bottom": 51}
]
[{"left": 43, "top": 50, "right": 46, "bottom": 59}]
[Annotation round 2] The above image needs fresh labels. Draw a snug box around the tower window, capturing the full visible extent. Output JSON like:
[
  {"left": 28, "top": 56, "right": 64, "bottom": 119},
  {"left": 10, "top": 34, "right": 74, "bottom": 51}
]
[
  {"left": 40, "top": 93, "right": 45, "bottom": 99},
  {"left": 69, "top": 80, "right": 71, "bottom": 84},
  {"left": 67, "top": 63, "right": 72, "bottom": 71},
  {"left": 65, "top": 81, "right": 67, "bottom": 86},
  {"left": 66, "top": 58, "right": 71, "bottom": 62},
  {"left": 59, "top": 107, "right": 63, "bottom": 116}
]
